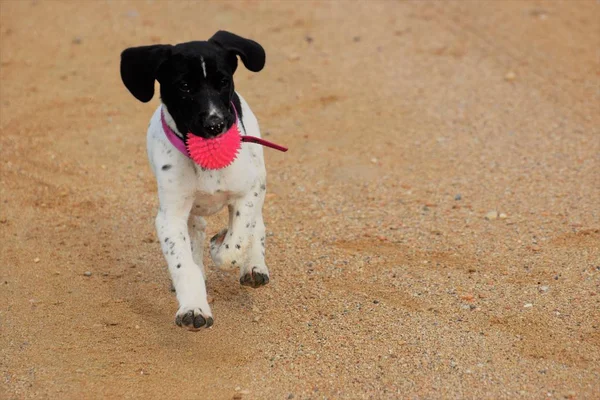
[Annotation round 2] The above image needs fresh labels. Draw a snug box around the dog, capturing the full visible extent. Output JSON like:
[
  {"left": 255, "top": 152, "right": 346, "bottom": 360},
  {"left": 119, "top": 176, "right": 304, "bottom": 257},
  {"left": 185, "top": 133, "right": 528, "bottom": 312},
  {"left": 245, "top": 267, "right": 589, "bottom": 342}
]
[{"left": 120, "top": 31, "right": 271, "bottom": 330}]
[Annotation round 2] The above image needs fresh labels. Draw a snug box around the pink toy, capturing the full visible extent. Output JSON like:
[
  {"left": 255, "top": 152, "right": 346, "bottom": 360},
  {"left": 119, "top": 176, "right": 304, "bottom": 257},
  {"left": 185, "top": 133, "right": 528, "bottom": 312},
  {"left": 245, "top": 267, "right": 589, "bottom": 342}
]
[
  {"left": 187, "top": 127, "right": 288, "bottom": 170},
  {"left": 187, "top": 123, "right": 243, "bottom": 170},
  {"left": 161, "top": 103, "right": 288, "bottom": 170}
]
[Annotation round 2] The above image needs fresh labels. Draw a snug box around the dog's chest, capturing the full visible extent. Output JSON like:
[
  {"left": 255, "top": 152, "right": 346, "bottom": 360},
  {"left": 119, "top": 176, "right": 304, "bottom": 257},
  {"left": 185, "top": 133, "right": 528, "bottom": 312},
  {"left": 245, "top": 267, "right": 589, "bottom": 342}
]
[{"left": 190, "top": 147, "right": 258, "bottom": 214}]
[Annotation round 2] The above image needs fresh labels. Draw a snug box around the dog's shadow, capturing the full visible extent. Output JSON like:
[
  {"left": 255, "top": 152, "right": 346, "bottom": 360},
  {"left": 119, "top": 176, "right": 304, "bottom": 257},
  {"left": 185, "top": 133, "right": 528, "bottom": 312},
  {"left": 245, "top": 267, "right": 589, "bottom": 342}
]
[{"left": 205, "top": 266, "right": 255, "bottom": 307}]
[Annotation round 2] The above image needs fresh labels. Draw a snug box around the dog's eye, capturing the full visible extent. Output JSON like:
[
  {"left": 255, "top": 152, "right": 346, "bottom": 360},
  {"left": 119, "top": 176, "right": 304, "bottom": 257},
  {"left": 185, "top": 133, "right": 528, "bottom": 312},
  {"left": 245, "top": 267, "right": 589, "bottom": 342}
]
[
  {"left": 221, "top": 77, "right": 230, "bottom": 87},
  {"left": 178, "top": 81, "right": 190, "bottom": 93}
]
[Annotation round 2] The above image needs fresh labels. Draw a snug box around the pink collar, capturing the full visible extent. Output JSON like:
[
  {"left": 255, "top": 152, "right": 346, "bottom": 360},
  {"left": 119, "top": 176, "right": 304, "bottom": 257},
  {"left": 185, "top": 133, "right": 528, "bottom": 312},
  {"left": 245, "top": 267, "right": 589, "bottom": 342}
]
[
  {"left": 161, "top": 107, "right": 190, "bottom": 157},
  {"left": 160, "top": 104, "right": 287, "bottom": 159}
]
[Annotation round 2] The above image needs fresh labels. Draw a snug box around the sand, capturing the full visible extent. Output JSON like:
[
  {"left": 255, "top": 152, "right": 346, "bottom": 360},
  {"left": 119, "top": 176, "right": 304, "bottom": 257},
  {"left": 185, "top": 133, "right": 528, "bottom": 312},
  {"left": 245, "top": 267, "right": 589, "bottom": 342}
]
[{"left": 1, "top": 1, "right": 599, "bottom": 399}]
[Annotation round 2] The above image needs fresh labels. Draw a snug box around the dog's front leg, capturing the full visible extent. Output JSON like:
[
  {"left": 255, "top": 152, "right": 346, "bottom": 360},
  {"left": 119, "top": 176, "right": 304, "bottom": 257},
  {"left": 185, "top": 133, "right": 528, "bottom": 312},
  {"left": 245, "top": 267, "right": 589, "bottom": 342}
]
[
  {"left": 156, "top": 194, "right": 213, "bottom": 330},
  {"left": 239, "top": 213, "right": 270, "bottom": 288},
  {"left": 210, "top": 183, "right": 270, "bottom": 287}
]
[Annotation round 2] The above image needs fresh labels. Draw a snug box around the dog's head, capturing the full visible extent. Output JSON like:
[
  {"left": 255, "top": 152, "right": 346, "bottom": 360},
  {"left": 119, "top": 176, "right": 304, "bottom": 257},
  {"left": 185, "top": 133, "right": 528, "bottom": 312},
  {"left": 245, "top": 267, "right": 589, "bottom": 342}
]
[{"left": 120, "top": 31, "right": 265, "bottom": 138}]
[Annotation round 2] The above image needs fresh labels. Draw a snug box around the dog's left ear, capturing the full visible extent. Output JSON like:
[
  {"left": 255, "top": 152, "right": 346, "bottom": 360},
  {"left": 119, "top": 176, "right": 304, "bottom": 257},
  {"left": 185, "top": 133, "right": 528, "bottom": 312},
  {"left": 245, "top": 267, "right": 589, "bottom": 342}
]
[
  {"left": 209, "top": 31, "right": 265, "bottom": 73},
  {"left": 120, "top": 44, "right": 172, "bottom": 102}
]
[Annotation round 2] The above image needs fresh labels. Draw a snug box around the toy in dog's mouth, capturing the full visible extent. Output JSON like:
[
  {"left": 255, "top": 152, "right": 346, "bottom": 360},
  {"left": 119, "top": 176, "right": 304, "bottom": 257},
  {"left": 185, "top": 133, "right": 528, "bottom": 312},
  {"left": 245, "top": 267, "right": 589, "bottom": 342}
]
[
  {"left": 161, "top": 104, "right": 287, "bottom": 170},
  {"left": 186, "top": 123, "right": 243, "bottom": 170},
  {"left": 186, "top": 124, "right": 288, "bottom": 170}
]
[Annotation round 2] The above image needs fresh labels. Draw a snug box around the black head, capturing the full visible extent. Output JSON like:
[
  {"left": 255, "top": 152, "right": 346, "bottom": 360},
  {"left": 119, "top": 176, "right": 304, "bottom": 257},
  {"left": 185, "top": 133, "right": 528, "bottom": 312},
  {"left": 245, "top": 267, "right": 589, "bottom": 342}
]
[{"left": 120, "top": 31, "right": 265, "bottom": 138}]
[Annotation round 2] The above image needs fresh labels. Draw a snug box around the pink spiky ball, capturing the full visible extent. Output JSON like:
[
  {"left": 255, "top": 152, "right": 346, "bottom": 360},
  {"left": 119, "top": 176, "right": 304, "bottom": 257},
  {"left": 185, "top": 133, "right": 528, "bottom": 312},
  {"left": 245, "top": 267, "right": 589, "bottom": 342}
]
[{"left": 186, "top": 123, "right": 242, "bottom": 170}]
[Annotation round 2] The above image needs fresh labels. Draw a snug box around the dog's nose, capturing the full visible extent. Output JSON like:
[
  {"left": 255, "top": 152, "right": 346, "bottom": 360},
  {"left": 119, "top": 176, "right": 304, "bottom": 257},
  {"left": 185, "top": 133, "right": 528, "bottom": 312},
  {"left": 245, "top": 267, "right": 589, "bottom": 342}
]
[{"left": 203, "top": 116, "right": 225, "bottom": 137}]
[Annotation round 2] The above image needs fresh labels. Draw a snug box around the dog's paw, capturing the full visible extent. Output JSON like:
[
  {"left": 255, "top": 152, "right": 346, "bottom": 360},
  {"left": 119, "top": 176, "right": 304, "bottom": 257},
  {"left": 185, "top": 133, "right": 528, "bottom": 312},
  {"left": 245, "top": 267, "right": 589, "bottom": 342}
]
[
  {"left": 240, "top": 266, "right": 270, "bottom": 288},
  {"left": 210, "top": 228, "right": 228, "bottom": 248},
  {"left": 175, "top": 306, "right": 214, "bottom": 331},
  {"left": 210, "top": 228, "right": 247, "bottom": 270}
]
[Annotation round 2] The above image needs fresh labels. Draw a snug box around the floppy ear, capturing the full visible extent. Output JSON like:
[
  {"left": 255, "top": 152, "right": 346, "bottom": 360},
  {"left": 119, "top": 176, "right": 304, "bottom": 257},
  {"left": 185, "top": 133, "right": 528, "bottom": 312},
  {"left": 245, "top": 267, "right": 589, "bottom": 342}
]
[
  {"left": 120, "top": 44, "right": 172, "bottom": 102},
  {"left": 209, "top": 31, "right": 265, "bottom": 72}
]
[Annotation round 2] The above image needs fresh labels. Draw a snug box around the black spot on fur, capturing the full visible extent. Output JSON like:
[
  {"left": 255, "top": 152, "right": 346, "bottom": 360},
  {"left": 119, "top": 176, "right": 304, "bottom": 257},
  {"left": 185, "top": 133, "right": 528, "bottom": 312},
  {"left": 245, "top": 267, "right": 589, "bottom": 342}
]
[
  {"left": 231, "top": 260, "right": 237, "bottom": 265},
  {"left": 236, "top": 244, "right": 241, "bottom": 249},
  {"left": 225, "top": 244, "right": 229, "bottom": 249},
  {"left": 236, "top": 211, "right": 240, "bottom": 217},
  {"left": 161, "top": 164, "right": 172, "bottom": 171},
  {"left": 260, "top": 184, "right": 266, "bottom": 191},
  {"left": 254, "top": 192, "right": 258, "bottom": 197},
  {"left": 176, "top": 263, "right": 181, "bottom": 269},
  {"left": 164, "top": 237, "right": 169, "bottom": 243}
]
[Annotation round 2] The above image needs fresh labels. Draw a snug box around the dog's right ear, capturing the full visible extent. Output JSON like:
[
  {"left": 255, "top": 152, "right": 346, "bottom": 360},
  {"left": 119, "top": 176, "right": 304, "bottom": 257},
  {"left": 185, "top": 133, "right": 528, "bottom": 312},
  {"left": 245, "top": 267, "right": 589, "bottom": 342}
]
[{"left": 120, "top": 45, "right": 172, "bottom": 103}]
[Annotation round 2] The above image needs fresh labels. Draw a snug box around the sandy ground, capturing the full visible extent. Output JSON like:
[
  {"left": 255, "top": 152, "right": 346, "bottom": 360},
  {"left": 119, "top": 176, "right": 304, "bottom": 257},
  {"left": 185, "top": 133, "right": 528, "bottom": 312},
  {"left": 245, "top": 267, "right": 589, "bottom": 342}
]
[{"left": 1, "top": 0, "right": 599, "bottom": 399}]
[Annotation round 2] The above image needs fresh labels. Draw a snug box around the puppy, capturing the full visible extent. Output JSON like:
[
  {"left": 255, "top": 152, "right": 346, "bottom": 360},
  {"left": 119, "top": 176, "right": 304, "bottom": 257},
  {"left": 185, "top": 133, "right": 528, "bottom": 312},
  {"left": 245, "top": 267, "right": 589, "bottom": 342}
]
[{"left": 120, "top": 31, "right": 270, "bottom": 330}]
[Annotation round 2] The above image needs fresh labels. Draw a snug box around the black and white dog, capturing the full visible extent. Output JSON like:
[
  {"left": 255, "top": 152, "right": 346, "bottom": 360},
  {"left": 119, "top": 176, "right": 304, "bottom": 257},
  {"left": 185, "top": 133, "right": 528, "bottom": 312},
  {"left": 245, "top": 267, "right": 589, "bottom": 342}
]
[{"left": 120, "top": 31, "right": 271, "bottom": 330}]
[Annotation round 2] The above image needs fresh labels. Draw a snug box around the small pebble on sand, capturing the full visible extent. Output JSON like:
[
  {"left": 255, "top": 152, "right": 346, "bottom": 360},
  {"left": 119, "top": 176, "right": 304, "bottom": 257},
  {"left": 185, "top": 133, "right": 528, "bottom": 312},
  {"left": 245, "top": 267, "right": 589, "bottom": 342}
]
[
  {"left": 34, "top": 258, "right": 40, "bottom": 263},
  {"left": 84, "top": 271, "right": 92, "bottom": 277},
  {"left": 539, "top": 285, "right": 549, "bottom": 293},
  {"left": 524, "top": 303, "right": 533, "bottom": 308},
  {"left": 499, "top": 213, "right": 508, "bottom": 219},
  {"left": 505, "top": 71, "right": 516, "bottom": 81},
  {"left": 485, "top": 211, "right": 498, "bottom": 220},
  {"left": 455, "top": 194, "right": 462, "bottom": 201}
]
